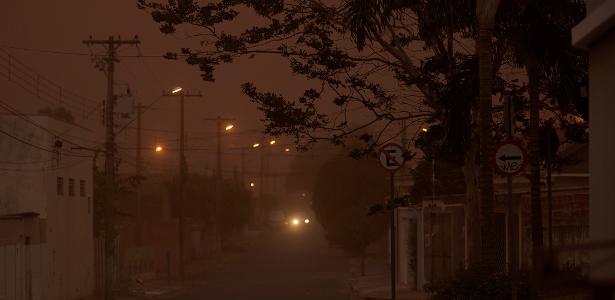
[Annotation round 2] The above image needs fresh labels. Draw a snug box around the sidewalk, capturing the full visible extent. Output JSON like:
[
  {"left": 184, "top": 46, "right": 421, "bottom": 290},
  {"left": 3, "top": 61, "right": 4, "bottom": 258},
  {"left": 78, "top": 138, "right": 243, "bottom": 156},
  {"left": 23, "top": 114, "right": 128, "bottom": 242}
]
[
  {"left": 86, "top": 228, "right": 266, "bottom": 300},
  {"left": 348, "top": 256, "right": 429, "bottom": 300}
]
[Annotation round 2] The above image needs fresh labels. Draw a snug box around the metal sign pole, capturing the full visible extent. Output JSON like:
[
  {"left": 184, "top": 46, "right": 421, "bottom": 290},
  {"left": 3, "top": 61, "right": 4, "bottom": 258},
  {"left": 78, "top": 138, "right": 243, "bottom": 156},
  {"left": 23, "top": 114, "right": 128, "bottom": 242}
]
[
  {"left": 377, "top": 143, "right": 404, "bottom": 300},
  {"left": 504, "top": 97, "right": 518, "bottom": 300},
  {"left": 390, "top": 172, "right": 396, "bottom": 300}
]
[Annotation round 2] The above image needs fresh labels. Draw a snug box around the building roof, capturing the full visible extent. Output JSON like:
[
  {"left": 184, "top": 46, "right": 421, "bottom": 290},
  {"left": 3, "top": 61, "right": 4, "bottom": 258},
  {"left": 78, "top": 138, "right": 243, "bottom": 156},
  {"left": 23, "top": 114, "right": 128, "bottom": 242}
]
[{"left": 572, "top": 0, "right": 615, "bottom": 48}]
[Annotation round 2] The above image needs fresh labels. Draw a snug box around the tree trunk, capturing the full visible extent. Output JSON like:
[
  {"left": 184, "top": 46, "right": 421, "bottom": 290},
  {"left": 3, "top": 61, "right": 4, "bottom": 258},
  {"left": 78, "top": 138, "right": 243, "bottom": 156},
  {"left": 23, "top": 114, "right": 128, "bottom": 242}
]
[
  {"left": 477, "top": 26, "right": 496, "bottom": 267},
  {"left": 463, "top": 140, "right": 481, "bottom": 267},
  {"left": 527, "top": 60, "right": 544, "bottom": 265},
  {"left": 361, "top": 252, "right": 366, "bottom": 276}
]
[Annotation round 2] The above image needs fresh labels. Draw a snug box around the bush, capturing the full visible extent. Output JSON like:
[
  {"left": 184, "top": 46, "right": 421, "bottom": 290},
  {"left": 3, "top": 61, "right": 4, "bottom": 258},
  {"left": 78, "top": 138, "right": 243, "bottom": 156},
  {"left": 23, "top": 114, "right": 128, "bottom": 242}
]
[{"left": 427, "top": 266, "right": 534, "bottom": 300}]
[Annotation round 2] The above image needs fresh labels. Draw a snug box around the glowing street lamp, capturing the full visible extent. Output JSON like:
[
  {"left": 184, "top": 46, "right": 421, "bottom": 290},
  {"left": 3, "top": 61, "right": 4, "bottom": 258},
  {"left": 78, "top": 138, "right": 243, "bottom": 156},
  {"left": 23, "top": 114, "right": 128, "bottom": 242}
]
[
  {"left": 269, "top": 140, "right": 276, "bottom": 145},
  {"left": 155, "top": 145, "right": 163, "bottom": 153},
  {"left": 171, "top": 87, "right": 183, "bottom": 94},
  {"left": 250, "top": 182, "right": 255, "bottom": 187},
  {"left": 252, "top": 143, "right": 260, "bottom": 148},
  {"left": 225, "top": 124, "right": 234, "bottom": 131},
  {"left": 421, "top": 127, "right": 428, "bottom": 132},
  {"left": 285, "top": 148, "right": 290, "bottom": 152}
]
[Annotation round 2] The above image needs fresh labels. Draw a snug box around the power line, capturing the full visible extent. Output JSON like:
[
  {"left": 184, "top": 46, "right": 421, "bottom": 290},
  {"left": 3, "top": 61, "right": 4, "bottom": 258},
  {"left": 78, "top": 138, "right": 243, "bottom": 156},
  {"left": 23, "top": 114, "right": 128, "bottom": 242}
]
[
  {"left": 0, "top": 44, "right": 181, "bottom": 58},
  {"left": 0, "top": 98, "right": 95, "bottom": 149}
]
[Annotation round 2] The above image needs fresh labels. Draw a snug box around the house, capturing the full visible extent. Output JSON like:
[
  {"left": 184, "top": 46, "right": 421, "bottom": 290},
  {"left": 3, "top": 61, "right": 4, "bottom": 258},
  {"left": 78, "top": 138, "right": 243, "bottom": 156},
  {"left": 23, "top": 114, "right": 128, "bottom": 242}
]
[
  {"left": 0, "top": 114, "right": 94, "bottom": 300},
  {"left": 572, "top": 0, "right": 615, "bottom": 284}
]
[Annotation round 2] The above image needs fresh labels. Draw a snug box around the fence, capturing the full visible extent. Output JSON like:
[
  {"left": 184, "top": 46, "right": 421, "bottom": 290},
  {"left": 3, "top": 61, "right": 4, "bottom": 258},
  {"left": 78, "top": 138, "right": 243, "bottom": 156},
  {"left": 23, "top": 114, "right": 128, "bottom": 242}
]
[
  {"left": 94, "top": 238, "right": 120, "bottom": 293},
  {"left": 0, "top": 242, "right": 45, "bottom": 300}
]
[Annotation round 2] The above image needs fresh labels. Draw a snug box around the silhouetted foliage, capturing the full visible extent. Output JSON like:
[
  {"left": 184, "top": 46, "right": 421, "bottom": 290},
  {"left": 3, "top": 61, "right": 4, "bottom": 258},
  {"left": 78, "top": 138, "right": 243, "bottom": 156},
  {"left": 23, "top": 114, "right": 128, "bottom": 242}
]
[{"left": 312, "top": 152, "right": 387, "bottom": 261}]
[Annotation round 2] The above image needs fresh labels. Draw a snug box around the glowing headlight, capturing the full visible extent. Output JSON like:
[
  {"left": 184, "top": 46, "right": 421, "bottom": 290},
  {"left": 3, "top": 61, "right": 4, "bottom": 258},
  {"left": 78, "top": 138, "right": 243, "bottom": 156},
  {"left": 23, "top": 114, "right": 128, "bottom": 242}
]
[
  {"left": 292, "top": 219, "right": 300, "bottom": 225},
  {"left": 304, "top": 218, "right": 310, "bottom": 224}
]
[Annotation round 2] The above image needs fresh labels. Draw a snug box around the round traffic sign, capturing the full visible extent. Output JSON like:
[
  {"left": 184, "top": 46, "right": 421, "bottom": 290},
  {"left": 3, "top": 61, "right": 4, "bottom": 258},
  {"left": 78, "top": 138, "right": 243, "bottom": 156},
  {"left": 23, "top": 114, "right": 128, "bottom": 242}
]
[
  {"left": 494, "top": 140, "right": 527, "bottom": 176},
  {"left": 378, "top": 143, "right": 405, "bottom": 172}
]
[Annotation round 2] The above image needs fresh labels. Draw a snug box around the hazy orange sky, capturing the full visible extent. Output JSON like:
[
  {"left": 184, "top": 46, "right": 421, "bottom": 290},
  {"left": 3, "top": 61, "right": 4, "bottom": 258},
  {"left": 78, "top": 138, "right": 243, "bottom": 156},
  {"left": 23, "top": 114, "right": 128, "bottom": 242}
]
[{"left": 0, "top": 0, "right": 316, "bottom": 192}]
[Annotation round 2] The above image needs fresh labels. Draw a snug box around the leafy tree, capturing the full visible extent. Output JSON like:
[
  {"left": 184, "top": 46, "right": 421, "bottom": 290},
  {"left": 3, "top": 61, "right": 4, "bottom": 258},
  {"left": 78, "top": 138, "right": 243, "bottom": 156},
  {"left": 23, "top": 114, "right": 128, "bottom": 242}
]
[
  {"left": 139, "top": 0, "right": 587, "bottom": 268},
  {"left": 168, "top": 174, "right": 254, "bottom": 239},
  {"left": 312, "top": 152, "right": 387, "bottom": 275},
  {"left": 138, "top": 0, "right": 489, "bottom": 263}
]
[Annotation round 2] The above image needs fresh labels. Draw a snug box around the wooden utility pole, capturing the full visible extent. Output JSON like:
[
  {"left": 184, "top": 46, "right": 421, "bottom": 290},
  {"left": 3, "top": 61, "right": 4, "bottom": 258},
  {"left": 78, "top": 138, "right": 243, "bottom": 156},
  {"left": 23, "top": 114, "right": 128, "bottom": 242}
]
[
  {"left": 164, "top": 89, "right": 200, "bottom": 281},
  {"left": 203, "top": 117, "right": 235, "bottom": 249},
  {"left": 83, "top": 35, "right": 139, "bottom": 300},
  {"left": 136, "top": 103, "right": 144, "bottom": 246}
]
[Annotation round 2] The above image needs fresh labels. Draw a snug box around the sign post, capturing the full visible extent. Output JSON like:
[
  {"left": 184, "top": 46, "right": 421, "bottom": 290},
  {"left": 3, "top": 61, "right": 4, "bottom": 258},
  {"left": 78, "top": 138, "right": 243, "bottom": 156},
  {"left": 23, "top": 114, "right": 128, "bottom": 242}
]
[
  {"left": 499, "top": 97, "right": 526, "bottom": 300},
  {"left": 378, "top": 143, "right": 405, "bottom": 300}
]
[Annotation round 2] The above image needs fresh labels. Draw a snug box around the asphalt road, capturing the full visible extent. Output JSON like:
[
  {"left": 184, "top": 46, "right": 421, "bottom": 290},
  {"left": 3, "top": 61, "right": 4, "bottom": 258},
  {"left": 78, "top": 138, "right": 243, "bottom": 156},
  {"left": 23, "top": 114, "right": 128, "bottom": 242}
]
[{"left": 177, "top": 223, "right": 352, "bottom": 300}]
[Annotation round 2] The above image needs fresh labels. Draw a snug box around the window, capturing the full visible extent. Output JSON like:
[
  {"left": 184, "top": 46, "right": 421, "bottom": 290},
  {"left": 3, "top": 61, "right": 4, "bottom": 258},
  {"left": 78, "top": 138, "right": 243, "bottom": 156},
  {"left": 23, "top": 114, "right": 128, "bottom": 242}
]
[
  {"left": 79, "top": 180, "right": 86, "bottom": 197},
  {"left": 68, "top": 178, "right": 75, "bottom": 197},
  {"left": 56, "top": 177, "right": 64, "bottom": 196}
]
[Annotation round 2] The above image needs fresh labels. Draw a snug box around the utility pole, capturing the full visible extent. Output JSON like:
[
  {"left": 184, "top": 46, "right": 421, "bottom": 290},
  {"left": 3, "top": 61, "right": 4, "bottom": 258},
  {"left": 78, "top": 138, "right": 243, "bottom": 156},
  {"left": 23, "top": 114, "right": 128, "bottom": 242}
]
[
  {"left": 203, "top": 117, "right": 235, "bottom": 250},
  {"left": 83, "top": 35, "right": 139, "bottom": 300},
  {"left": 136, "top": 103, "right": 144, "bottom": 246},
  {"left": 258, "top": 143, "right": 265, "bottom": 224},
  {"left": 240, "top": 147, "right": 246, "bottom": 183},
  {"left": 163, "top": 89, "right": 201, "bottom": 282}
]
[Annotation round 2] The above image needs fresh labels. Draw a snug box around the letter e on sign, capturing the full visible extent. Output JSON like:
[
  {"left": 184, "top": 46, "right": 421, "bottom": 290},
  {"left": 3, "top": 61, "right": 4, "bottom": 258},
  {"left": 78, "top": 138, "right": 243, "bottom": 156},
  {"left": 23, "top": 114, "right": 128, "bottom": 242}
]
[{"left": 378, "top": 143, "right": 405, "bottom": 173}]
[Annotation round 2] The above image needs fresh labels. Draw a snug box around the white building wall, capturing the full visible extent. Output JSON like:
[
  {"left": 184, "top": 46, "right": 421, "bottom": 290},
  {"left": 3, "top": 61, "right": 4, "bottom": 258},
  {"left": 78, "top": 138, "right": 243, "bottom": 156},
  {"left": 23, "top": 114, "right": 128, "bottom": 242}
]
[{"left": 0, "top": 115, "right": 94, "bottom": 300}]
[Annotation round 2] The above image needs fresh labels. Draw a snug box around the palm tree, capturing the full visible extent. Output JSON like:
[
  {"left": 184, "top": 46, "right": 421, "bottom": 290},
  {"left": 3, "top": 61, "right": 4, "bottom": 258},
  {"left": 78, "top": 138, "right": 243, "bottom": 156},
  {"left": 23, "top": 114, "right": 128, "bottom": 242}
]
[
  {"left": 498, "top": 0, "right": 586, "bottom": 265},
  {"left": 476, "top": 0, "right": 501, "bottom": 268}
]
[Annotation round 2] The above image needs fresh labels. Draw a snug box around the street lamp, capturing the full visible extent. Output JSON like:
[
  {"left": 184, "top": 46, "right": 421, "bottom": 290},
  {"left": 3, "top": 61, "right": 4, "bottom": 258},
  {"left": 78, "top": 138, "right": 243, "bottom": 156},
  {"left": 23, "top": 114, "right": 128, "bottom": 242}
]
[
  {"left": 421, "top": 127, "right": 428, "bottom": 132},
  {"left": 252, "top": 143, "right": 260, "bottom": 148},
  {"left": 225, "top": 124, "right": 234, "bottom": 131},
  {"left": 171, "top": 87, "right": 183, "bottom": 94},
  {"left": 285, "top": 148, "right": 290, "bottom": 152},
  {"left": 155, "top": 145, "right": 163, "bottom": 153},
  {"left": 250, "top": 182, "right": 255, "bottom": 187},
  {"left": 269, "top": 140, "right": 276, "bottom": 145}
]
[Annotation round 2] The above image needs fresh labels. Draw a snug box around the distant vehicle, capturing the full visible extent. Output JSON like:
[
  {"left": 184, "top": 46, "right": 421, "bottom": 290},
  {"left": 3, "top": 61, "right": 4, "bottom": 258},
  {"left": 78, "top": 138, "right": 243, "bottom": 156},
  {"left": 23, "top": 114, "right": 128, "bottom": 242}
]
[{"left": 286, "top": 212, "right": 311, "bottom": 228}]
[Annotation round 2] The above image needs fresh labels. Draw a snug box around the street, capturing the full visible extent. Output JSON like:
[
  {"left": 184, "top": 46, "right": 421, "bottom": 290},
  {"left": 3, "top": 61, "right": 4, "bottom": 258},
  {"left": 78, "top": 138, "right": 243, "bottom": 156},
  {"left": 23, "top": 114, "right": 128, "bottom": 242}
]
[{"left": 176, "top": 224, "right": 352, "bottom": 300}]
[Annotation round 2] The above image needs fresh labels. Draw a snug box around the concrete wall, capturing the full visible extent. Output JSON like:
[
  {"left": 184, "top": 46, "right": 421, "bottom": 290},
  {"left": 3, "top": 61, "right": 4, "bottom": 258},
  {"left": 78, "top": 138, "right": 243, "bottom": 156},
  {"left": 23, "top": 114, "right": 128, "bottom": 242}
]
[
  {"left": 588, "top": 29, "right": 615, "bottom": 281},
  {"left": 0, "top": 115, "right": 94, "bottom": 299}
]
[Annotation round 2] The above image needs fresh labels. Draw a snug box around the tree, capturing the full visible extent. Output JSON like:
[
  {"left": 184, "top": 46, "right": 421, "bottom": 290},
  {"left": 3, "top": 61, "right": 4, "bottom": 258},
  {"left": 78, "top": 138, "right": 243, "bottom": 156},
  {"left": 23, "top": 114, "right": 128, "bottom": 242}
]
[
  {"left": 312, "top": 152, "right": 387, "bottom": 275},
  {"left": 476, "top": 0, "right": 501, "bottom": 268},
  {"left": 139, "top": 0, "right": 490, "bottom": 262},
  {"left": 139, "top": 0, "right": 587, "bottom": 268},
  {"left": 497, "top": 0, "right": 586, "bottom": 263}
]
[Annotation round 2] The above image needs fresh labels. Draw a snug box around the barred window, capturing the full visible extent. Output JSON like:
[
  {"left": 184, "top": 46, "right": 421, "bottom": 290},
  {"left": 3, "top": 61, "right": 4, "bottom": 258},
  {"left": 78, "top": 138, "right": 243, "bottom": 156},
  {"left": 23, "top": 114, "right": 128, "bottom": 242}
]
[
  {"left": 57, "top": 177, "right": 64, "bottom": 196},
  {"left": 79, "top": 180, "right": 86, "bottom": 197},
  {"left": 68, "top": 178, "right": 75, "bottom": 197}
]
